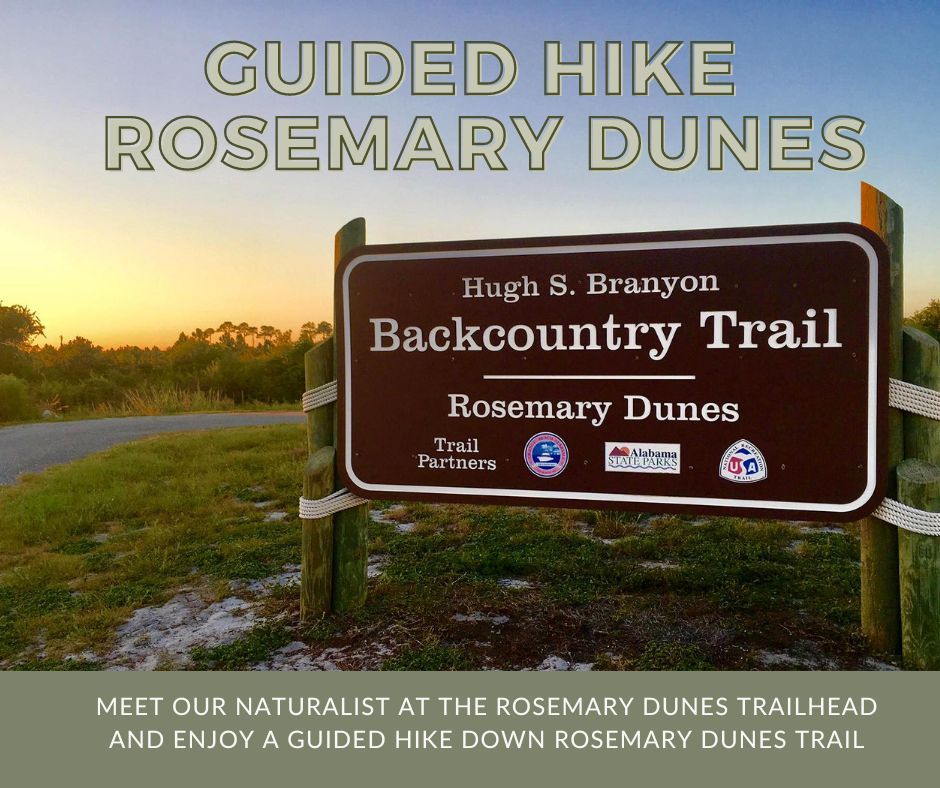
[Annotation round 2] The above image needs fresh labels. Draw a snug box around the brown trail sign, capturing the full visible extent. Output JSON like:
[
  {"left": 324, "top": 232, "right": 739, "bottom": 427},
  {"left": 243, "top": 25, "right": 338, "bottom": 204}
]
[
  {"left": 302, "top": 190, "right": 940, "bottom": 669},
  {"left": 335, "top": 223, "right": 889, "bottom": 522}
]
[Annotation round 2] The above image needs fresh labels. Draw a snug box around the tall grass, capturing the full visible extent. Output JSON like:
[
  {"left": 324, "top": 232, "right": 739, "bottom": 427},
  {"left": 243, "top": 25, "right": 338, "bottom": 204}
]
[{"left": 91, "top": 385, "right": 234, "bottom": 416}]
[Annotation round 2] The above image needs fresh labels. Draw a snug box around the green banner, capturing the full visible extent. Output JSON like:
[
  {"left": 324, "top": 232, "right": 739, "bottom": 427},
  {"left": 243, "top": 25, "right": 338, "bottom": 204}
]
[{"left": 1, "top": 671, "right": 935, "bottom": 788}]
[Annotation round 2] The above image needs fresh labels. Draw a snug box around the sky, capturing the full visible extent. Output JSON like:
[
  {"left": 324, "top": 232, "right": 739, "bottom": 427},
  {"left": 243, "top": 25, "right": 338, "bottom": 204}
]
[{"left": 0, "top": 0, "right": 938, "bottom": 348}]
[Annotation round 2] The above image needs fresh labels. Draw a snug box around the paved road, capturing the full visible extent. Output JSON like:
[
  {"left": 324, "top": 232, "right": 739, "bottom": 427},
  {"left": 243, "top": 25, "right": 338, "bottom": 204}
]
[{"left": 0, "top": 412, "right": 305, "bottom": 485}]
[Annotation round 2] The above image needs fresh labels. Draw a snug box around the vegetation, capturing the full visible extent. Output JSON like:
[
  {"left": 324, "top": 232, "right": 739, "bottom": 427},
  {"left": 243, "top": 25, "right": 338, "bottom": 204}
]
[
  {"left": 0, "top": 425, "right": 886, "bottom": 670},
  {"left": 0, "top": 375, "right": 32, "bottom": 421},
  {"left": 907, "top": 299, "right": 940, "bottom": 339},
  {"left": 0, "top": 425, "right": 306, "bottom": 664},
  {"left": 382, "top": 643, "right": 474, "bottom": 671},
  {"left": 0, "top": 302, "right": 332, "bottom": 422},
  {"left": 190, "top": 622, "right": 294, "bottom": 670}
]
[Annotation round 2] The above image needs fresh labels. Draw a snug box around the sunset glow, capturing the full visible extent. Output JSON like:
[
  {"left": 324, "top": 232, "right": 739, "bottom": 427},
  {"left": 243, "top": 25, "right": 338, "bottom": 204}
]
[{"left": 2, "top": 1, "right": 938, "bottom": 349}]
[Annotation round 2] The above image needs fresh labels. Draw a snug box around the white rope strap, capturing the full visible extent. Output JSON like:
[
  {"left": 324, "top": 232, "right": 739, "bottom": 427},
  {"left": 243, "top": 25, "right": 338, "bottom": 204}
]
[
  {"left": 878, "top": 377, "right": 940, "bottom": 535},
  {"left": 299, "top": 489, "right": 369, "bottom": 519},
  {"left": 301, "top": 381, "right": 338, "bottom": 413},
  {"left": 871, "top": 498, "right": 940, "bottom": 537},
  {"left": 889, "top": 378, "right": 940, "bottom": 420},
  {"left": 299, "top": 381, "right": 367, "bottom": 517}
]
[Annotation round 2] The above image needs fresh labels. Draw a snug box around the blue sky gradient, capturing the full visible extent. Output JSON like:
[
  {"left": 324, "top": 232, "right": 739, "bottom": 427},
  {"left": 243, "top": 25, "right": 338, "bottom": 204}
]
[{"left": 1, "top": 0, "right": 937, "bottom": 346}]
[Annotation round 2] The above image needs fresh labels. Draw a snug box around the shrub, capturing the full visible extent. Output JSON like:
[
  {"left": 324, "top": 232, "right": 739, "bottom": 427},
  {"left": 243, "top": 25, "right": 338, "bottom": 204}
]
[
  {"left": 907, "top": 299, "right": 940, "bottom": 339},
  {"left": 0, "top": 374, "right": 34, "bottom": 421}
]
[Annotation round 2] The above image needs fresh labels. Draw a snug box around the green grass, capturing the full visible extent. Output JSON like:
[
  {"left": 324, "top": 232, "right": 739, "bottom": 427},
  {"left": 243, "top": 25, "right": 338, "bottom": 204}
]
[
  {"left": 382, "top": 642, "right": 474, "bottom": 671},
  {"left": 0, "top": 424, "right": 878, "bottom": 670},
  {"left": 190, "top": 622, "right": 294, "bottom": 670},
  {"left": 0, "top": 425, "right": 306, "bottom": 662},
  {"left": 633, "top": 641, "right": 714, "bottom": 671}
]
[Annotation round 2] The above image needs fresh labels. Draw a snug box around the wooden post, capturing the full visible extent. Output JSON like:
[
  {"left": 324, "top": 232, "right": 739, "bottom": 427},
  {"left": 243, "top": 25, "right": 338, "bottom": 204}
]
[
  {"left": 306, "top": 338, "right": 334, "bottom": 453},
  {"left": 301, "top": 446, "right": 335, "bottom": 619},
  {"left": 300, "top": 339, "right": 336, "bottom": 621},
  {"left": 903, "top": 327, "right": 940, "bottom": 462},
  {"left": 898, "top": 326, "right": 940, "bottom": 668},
  {"left": 859, "top": 182, "right": 903, "bottom": 653},
  {"left": 331, "top": 218, "right": 369, "bottom": 613},
  {"left": 897, "top": 461, "right": 940, "bottom": 668}
]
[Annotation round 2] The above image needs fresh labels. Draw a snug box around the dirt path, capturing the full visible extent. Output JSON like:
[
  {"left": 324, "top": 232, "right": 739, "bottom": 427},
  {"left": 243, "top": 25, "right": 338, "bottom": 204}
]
[{"left": 0, "top": 412, "right": 304, "bottom": 484}]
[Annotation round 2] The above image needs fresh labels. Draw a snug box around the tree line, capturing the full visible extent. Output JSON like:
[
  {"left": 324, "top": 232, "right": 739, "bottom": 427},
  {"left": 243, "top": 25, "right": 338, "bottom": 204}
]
[
  {"left": 2, "top": 300, "right": 939, "bottom": 423},
  {"left": 0, "top": 302, "right": 332, "bottom": 420}
]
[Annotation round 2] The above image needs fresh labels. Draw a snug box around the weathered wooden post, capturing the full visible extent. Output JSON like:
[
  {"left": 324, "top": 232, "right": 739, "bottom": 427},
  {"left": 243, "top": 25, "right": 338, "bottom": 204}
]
[
  {"left": 300, "top": 336, "right": 336, "bottom": 620},
  {"left": 331, "top": 218, "right": 370, "bottom": 612},
  {"left": 300, "top": 218, "right": 369, "bottom": 619},
  {"left": 898, "top": 326, "right": 940, "bottom": 668},
  {"left": 859, "top": 182, "right": 903, "bottom": 653},
  {"left": 301, "top": 447, "right": 335, "bottom": 619}
]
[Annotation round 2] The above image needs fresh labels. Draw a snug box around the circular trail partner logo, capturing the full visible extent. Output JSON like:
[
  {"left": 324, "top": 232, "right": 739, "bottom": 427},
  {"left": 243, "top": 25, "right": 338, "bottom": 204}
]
[
  {"left": 524, "top": 432, "right": 569, "bottom": 478},
  {"left": 719, "top": 439, "right": 767, "bottom": 483}
]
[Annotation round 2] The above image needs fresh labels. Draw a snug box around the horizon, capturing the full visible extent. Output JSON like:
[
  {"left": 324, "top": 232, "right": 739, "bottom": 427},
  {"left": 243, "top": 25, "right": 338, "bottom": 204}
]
[{"left": 22, "top": 317, "right": 325, "bottom": 352}]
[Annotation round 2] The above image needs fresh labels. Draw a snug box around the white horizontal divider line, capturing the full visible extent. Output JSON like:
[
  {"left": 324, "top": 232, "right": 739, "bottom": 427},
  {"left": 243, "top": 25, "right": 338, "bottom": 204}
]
[{"left": 482, "top": 374, "right": 696, "bottom": 381}]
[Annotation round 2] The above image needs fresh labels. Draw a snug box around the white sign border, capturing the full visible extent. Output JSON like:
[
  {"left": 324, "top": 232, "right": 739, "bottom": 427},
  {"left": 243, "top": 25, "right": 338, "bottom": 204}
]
[{"left": 341, "top": 231, "right": 880, "bottom": 514}]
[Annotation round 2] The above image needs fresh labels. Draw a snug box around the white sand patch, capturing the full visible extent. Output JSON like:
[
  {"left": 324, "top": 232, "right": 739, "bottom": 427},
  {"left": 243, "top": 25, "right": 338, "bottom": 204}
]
[
  {"left": 862, "top": 657, "right": 901, "bottom": 671},
  {"left": 64, "top": 650, "right": 98, "bottom": 663},
  {"left": 230, "top": 564, "right": 300, "bottom": 594},
  {"left": 370, "top": 505, "right": 407, "bottom": 524},
  {"left": 639, "top": 560, "right": 679, "bottom": 570},
  {"left": 107, "top": 591, "right": 257, "bottom": 670},
  {"left": 575, "top": 522, "right": 618, "bottom": 545},
  {"left": 757, "top": 645, "right": 839, "bottom": 670},
  {"left": 537, "top": 655, "right": 594, "bottom": 671},
  {"left": 104, "top": 563, "right": 304, "bottom": 670},
  {"left": 253, "top": 636, "right": 399, "bottom": 671},
  {"left": 757, "top": 651, "right": 806, "bottom": 668},
  {"left": 252, "top": 642, "right": 342, "bottom": 671},
  {"left": 498, "top": 578, "right": 534, "bottom": 590},
  {"left": 451, "top": 612, "right": 509, "bottom": 625},
  {"left": 538, "top": 655, "right": 570, "bottom": 670},
  {"left": 799, "top": 525, "right": 845, "bottom": 534},
  {"left": 368, "top": 554, "right": 389, "bottom": 578}
]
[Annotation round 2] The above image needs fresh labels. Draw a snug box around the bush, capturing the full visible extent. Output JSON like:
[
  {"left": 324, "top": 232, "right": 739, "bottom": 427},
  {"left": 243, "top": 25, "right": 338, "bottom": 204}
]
[
  {"left": 907, "top": 300, "right": 940, "bottom": 340},
  {"left": 0, "top": 374, "right": 34, "bottom": 421}
]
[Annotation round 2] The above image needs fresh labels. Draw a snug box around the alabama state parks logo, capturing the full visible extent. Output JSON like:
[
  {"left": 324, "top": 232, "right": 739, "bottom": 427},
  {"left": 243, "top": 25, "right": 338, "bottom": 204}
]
[
  {"left": 719, "top": 440, "right": 767, "bottom": 483},
  {"left": 524, "top": 432, "right": 569, "bottom": 478},
  {"left": 605, "top": 442, "right": 681, "bottom": 474}
]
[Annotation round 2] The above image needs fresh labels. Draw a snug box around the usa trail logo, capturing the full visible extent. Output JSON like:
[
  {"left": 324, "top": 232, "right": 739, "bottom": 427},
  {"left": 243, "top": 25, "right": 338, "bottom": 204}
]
[
  {"left": 524, "top": 433, "right": 568, "bottom": 478},
  {"left": 719, "top": 440, "right": 768, "bottom": 483},
  {"left": 605, "top": 442, "right": 681, "bottom": 474}
]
